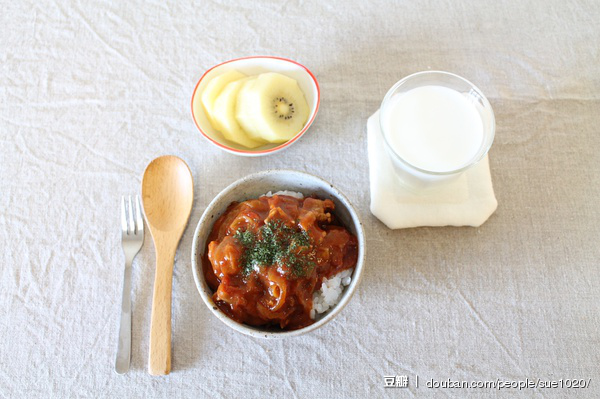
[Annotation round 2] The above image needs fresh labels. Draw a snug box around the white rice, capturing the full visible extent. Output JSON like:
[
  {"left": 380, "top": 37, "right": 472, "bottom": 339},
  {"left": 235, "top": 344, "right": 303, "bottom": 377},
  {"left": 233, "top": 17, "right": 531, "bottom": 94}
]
[
  {"left": 261, "top": 190, "right": 352, "bottom": 320},
  {"left": 263, "top": 190, "right": 304, "bottom": 199},
  {"left": 310, "top": 268, "right": 353, "bottom": 320}
]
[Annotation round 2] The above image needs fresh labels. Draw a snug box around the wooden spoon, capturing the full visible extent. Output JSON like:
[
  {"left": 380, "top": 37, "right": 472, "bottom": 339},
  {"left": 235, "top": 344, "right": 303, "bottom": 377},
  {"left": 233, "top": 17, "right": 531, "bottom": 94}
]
[{"left": 141, "top": 155, "right": 194, "bottom": 376}]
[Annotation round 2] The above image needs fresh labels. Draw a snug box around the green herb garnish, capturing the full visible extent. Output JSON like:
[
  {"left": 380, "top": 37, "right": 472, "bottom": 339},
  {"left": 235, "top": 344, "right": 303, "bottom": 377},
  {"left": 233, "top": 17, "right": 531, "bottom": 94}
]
[{"left": 234, "top": 220, "right": 315, "bottom": 277}]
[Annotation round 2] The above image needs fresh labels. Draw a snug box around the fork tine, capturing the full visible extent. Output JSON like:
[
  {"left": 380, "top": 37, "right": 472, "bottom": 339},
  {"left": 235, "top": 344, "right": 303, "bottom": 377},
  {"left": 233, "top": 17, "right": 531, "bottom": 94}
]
[
  {"left": 128, "top": 195, "right": 135, "bottom": 235},
  {"left": 135, "top": 195, "right": 143, "bottom": 234},
  {"left": 121, "top": 196, "right": 128, "bottom": 234}
]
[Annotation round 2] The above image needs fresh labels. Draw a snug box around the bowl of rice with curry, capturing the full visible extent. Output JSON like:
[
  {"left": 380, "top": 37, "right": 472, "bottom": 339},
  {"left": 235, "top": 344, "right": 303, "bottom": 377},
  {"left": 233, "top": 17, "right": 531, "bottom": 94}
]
[{"left": 191, "top": 170, "right": 366, "bottom": 338}]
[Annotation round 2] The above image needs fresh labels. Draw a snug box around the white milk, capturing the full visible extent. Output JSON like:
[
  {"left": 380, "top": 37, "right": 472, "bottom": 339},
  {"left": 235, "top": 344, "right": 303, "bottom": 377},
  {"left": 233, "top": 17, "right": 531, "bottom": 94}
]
[{"left": 381, "top": 85, "right": 484, "bottom": 173}]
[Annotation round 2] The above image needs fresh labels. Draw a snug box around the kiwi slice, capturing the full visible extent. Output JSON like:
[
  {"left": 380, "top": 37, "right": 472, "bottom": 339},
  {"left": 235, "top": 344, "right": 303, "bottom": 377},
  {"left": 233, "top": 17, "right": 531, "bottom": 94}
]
[{"left": 235, "top": 73, "right": 310, "bottom": 143}]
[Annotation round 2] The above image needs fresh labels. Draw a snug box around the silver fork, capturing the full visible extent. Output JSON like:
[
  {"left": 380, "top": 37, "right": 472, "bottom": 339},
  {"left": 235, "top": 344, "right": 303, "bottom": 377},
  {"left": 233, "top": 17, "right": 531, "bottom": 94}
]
[{"left": 115, "top": 195, "right": 144, "bottom": 374}]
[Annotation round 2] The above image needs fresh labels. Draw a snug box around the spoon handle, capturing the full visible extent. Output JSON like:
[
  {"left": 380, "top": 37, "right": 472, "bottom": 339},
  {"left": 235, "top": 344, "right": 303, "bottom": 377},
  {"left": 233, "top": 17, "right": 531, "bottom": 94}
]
[{"left": 148, "top": 246, "right": 176, "bottom": 376}]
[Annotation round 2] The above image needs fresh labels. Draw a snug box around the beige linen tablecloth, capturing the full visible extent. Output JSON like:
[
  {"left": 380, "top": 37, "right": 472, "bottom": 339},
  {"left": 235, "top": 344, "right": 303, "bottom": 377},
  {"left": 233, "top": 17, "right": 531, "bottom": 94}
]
[{"left": 1, "top": 1, "right": 599, "bottom": 397}]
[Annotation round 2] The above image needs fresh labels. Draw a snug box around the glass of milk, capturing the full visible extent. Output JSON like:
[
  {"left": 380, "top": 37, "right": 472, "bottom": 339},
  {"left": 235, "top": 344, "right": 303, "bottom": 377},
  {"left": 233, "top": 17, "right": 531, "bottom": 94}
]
[{"left": 379, "top": 71, "right": 495, "bottom": 189}]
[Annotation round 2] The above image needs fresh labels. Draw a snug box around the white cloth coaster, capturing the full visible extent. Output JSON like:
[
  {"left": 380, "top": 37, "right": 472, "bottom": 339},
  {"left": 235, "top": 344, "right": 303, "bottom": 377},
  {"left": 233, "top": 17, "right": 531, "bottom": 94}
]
[{"left": 367, "top": 110, "right": 498, "bottom": 229}]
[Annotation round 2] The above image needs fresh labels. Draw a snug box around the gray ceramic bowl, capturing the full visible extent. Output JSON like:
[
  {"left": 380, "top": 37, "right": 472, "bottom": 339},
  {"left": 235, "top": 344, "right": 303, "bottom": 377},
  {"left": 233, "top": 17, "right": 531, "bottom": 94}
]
[{"left": 191, "top": 170, "right": 366, "bottom": 338}]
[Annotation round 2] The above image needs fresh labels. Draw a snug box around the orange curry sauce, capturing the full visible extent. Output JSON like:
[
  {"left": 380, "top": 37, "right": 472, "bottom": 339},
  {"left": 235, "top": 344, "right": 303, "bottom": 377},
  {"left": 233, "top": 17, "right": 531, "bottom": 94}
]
[{"left": 203, "top": 194, "right": 358, "bottom": 330}]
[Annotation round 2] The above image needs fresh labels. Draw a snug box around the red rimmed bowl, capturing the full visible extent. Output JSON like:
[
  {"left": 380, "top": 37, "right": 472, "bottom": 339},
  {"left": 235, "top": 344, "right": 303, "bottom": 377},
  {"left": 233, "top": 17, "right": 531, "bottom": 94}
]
[{"left": 191, "top": 56, "right": 320, "bottom": 157}]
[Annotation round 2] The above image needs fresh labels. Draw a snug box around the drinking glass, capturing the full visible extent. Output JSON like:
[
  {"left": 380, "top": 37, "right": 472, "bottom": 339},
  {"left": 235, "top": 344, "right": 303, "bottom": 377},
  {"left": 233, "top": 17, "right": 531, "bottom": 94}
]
[{"left": 379, "top": 71, "right": 495, "bottom": 189}]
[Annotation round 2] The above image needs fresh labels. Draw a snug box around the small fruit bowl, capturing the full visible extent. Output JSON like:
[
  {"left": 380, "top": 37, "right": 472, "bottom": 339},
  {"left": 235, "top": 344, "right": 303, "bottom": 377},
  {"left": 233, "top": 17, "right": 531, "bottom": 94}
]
[{"left": 191, "top": 56, "right": 320, "bottom": 157}]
